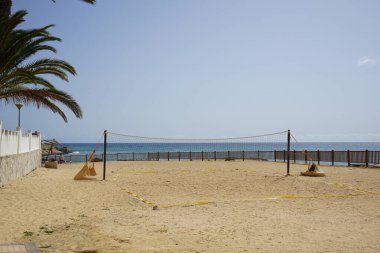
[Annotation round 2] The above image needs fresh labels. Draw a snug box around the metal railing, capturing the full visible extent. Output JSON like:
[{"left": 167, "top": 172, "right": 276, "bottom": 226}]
[{"left": 46, "top": 150, "right": 380, "bottom": 167}]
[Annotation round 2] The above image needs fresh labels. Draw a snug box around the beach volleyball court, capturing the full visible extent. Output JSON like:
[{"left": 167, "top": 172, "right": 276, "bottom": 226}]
[
  {"left": 1, "top": 160, "right": 379, "bottom": 252},
  {"left": 107, "top": 161, "right": 374, "bottom": 209}
]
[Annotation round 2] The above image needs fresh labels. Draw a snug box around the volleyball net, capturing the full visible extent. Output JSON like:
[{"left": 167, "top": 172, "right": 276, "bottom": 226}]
[{"left": 101, "top": 130, "right": 293, "bottom": 178}]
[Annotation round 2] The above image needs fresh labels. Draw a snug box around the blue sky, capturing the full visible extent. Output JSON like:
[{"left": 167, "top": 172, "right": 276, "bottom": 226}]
[{"left": 1, "top": 0, "right": 379, "bottom": 142}]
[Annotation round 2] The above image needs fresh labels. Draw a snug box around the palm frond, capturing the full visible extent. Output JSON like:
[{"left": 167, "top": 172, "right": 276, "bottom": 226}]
[
  {"left": 0, "top": 87, "right": 83, "bottom": 122},
  {"left": 51, "top": 0, "right": 96, "bottom": 4},
  {"left": 0, "top": 10, "right": 82, "bottom": 122}
]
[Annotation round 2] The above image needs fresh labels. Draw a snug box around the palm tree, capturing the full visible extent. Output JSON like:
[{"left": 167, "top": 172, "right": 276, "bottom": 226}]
[
  {"left": 0, "top": 10, "right": 82, "bottom": 122},
  {"left": 0, "top": 0, "right": 96, "bottom": 19}
]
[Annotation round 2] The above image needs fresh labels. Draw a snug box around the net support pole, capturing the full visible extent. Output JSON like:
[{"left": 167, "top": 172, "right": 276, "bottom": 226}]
[
  {"left": 103, "top": 130, "right": 107, "bottom": 180},
  {"left": 317, "top": 150, "right": 320, "bottom": 165},
  {"left": 287, "top": 129, "right": 290, "bottom": 175}
]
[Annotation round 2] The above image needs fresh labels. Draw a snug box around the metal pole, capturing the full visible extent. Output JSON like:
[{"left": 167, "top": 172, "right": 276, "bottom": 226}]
[
  {"left": 317, "top": 150, "right": 320, "bottom": 165},
  {"left": 287, "top": 129, "right": 290, "bottom": 175},
  {"left": 103, "top": 130, "right": 107, "bottom": 180},
  {"left": 15, "top": 103, "right": 23, "bottom": 128},
  {"left": 18, "top": 108, "right": 21, "bottom": 128},
  {"left": 305, "top": 150, "right": 307, "bottom": 164}
]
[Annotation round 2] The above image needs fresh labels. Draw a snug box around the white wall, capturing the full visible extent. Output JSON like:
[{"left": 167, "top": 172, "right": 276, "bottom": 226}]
[
  {"left": 0, "top": 149, "right": 41, "bottom": 186},
  {"left": 0, "top": 121, "right": 41, "bottom": 157}
]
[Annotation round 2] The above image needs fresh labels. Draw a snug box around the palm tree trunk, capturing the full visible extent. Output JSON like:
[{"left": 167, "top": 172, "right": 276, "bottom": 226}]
[{"left": 0, "top": 0, "right": 12, "bottom": 18}]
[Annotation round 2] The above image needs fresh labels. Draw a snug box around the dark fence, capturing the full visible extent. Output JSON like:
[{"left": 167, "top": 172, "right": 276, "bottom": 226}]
[{"left": 45, "top": 150, "right": 380, "bottom": 167}]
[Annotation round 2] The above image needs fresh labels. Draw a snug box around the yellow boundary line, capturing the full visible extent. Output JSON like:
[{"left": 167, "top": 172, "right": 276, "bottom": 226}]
[
  {"left": 121, "top": 188, "right": 211, "bottom": 209},
  {"left": 122, "top": 188, "right": 156, "bottom": 206},
  {"left": 324, "top": 181, "right": 377, "bottom": 195},
  {"left": 121, "top": 180, "right": 377, "bottom": 209},
  {"left": 160, "top": 201, "right": 211, "bottom": 209},
  {"left": 261, "top": 193, "right": 362, "bottom": 200},
  {"left": 261, "top": 181, "right": 377, "bottom": 200}
]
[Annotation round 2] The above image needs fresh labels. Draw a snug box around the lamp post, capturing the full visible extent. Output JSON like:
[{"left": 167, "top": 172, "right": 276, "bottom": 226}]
[{"left": 15, "top": 103, "right": 23, "bottom": 128}]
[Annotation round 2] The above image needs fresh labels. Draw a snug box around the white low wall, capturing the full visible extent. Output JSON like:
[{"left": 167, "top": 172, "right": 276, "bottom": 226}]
[
  {"left": 0, "top": 121, "right": 41, "bottom": 156},
  {"left": 0, "top": 121, "right": 42, "bottom": 186},
  {"left": 0, "top": 149, "right": 41, "bottom": 186}
]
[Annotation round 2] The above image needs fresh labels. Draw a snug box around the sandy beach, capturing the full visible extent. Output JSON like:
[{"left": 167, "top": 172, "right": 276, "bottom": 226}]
[{"left": 0, "top": 160, "right": 380, "bottom": 252}]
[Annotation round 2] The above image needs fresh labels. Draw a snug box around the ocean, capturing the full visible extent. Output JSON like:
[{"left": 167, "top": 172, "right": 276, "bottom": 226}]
[{"left": 62, "top": 142, "right": 380, "bottom": 155}]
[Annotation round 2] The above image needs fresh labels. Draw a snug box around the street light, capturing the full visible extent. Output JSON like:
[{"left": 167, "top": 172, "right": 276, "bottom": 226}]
[{"left": 15, "top": 103, "right": 23, "bottom": 128}]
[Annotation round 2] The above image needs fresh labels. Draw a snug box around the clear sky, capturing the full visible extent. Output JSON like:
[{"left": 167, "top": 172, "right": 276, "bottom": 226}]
[{"left": 1, "top": 0, "right": 379, "bottom": 142}]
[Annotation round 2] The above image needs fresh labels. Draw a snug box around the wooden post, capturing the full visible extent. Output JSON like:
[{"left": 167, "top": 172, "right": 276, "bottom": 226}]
[
  {"left": 202, "top": 151, "right": 204, "bottom": 161},
  {"left": 274, "top": 150, "right": 277, "bottom": 162},
  {"left": 283, "top": 150, "right": 286, "bottom": 163},
  {"left": 132, "top": 152, "right": 135, "bottom": 161},
  {"left": 190, "top": 151, "right": 192, "bottom": 161},
  {"left": 293, "top": 150, "right": 296, "bottom": 163},
  {"left": 167, "top": 152, "right": 170, "bottom": 161},
  {"left": 347, "top": 150, "right": 350, "bottom": 167},
  {"left": 332, "top": 150, "right": 334, "bottom": 166},
  {"left": 214, "top": 151, "right": 216, "bottom": 161},
  {"left": 305, "top": 150, "right": 308, "bottom": 164},
  {"left": 258, "top": 150, "right": 260, "bottom": 160},
  {"left": 103, "top": 130, "right": 107, "bottom": 180},
  {"left": 228, "top": 151, "right": 230, "bottom": 160},
  {"left": 317, "top": 150, "right": 320, "bottom": 165},
  {"left": 365, "top": 150, "right": 369, "bottom": 167},
  {"left": 178, "top": 152, "right": 180, "bottom": 161},
  {"left": 242, "top": 151, "right": 245, "bottom": 161},
  {"left": 287, "top": 129, "right": 290, "bottom": 175}
]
